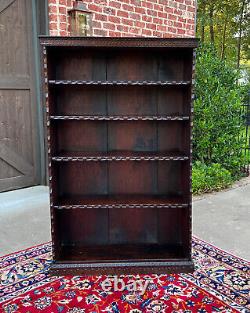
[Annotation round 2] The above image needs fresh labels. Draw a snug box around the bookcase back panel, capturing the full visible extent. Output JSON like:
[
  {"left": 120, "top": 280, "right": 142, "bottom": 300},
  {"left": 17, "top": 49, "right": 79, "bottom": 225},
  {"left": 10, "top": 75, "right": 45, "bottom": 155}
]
[
  {"left": 54, "top": 120, "right": 188, "bottom": 153},
  {"left": 56, "top": 208, "right": 109, "bottom": 245},
  {"left": 55, "top": 161, "right": 187, "bottom": 198},
  {"left": 109, "top": 207, "right": 157, "bottom": 244},
  {"left": 49, "top": 48, "right": 191, "bottom": 81},
  {"left": 55, "top": 121, "right": 107, "bottom": 152},
  {"left": 53, "top": 50, "right": 107, "bottom": 81},
  {"left": 55, "top": 207, "right": 186, "bottom": 254},
  {"left": 52, "top": 85, "right": 189, "bottom": 116},
  {"left": 108, "top": 121, "right": 157, "bottom": 152},
  {"left": 54, "top": 86, "right": 107, "bottom": 116},
  {"left": 58, "top": 162, "right": 108, "bottom": 196},
  {"left": 158, "top": 208, "right": 183, "bottom": 245}
]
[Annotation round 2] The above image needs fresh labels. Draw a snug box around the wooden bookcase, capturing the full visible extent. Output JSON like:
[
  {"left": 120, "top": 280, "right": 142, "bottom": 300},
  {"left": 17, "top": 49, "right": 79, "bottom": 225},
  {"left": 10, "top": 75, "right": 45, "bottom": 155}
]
[{"left": 40, "top": 37, "right": 198, "bottom": 275}]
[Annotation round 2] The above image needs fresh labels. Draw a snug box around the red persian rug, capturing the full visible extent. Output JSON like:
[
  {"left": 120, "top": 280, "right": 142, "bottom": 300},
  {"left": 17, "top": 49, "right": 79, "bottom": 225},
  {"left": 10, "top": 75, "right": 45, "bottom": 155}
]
[{"left": 0, "top": 237, "right": 249, "bottom": 313}]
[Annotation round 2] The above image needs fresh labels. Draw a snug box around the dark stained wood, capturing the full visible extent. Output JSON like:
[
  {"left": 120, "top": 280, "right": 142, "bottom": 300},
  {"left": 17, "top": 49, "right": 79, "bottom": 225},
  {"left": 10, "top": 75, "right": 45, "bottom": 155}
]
[
  {"left": 0, "top": 0, "right": 40, "bottom": 191},
  {"left": 41, "top": 37, "right": 198, "bottom": 275}
]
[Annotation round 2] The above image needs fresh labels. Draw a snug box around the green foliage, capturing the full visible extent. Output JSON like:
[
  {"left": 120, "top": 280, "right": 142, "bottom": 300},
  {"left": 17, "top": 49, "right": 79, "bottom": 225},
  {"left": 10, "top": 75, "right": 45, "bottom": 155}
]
[
  {"left": 192, "top": 161, "right": 233, "bottom": 194},
  {"left": 196, "top": 0, "right": 249, "bottom": 66},
  {"left": 193, "top": 44, "right": 245, "bottom": 176}
]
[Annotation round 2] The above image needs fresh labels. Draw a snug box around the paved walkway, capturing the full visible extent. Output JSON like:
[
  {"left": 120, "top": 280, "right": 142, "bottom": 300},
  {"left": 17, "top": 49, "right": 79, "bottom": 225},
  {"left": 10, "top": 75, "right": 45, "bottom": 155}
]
[
  {"left": 193, "top": 176, "right": 250, "bottom": 260},
  {"left": 0, "top": 178, "right": 249, "bottom": 260}
]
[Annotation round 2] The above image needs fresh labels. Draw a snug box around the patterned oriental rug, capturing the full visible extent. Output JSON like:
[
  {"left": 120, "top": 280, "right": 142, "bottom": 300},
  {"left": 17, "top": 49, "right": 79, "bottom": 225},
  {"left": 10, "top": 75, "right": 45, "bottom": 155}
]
[{"left": 0, "top": 237, "right": 249, "bottom": 313}]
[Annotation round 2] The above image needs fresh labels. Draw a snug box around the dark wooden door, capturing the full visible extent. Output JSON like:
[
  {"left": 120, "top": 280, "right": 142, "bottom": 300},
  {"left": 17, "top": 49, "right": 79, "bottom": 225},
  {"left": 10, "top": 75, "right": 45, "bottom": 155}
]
[{"left": 0, "top": 0, "right": 41, "bottom": 191}]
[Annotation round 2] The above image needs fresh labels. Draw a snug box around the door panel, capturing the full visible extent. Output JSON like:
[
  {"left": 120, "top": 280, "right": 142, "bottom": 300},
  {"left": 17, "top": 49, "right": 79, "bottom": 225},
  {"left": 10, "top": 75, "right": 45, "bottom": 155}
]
[{"left": 0, "top": 0, "right": 40, "bottom": 191}]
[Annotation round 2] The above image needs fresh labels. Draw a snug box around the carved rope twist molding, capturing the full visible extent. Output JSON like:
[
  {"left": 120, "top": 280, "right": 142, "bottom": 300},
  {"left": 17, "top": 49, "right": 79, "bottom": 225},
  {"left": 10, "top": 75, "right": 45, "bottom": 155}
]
[
  {"left": 53, "top": 204, "right": 189, "bottom": 209},
  {"left": 50, "top": 115, "right": 190, "bottom": 121},
  {"left": 49, "top": 80, "right": 191, "bottom": 86},
  {"left": 51, "top": 156, "right": 189, "bottom": 162}
]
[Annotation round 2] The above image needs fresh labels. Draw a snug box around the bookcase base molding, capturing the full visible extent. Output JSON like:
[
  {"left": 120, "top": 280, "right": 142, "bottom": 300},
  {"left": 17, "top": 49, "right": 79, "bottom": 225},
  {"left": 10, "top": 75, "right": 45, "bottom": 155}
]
[
  {"left": 41, "top": 36, "right": 198, "bottom": 275},
  {"left": 50, "top": 261, "right": 194, "bottom": 276}
]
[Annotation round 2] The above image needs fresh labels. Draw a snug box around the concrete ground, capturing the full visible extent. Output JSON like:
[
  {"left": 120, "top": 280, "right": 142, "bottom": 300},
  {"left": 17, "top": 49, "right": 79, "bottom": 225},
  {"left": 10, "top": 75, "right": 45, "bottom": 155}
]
[{"left": 0, "top": 178, "right": 249, "bottom": 260}]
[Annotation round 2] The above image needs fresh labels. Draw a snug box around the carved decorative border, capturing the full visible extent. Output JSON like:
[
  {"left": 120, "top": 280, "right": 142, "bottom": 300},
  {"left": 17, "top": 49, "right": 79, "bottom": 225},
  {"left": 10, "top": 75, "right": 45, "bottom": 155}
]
[
  {"left": 40, "top": 36, "right": 198, "bottom": 49},
  {"left": 50, "top": 115, "right": 190, "bottom": 121},
  {"left": 51, "top": 156, "right": 189, "bottom": 162},
  {"left": 49, "top": 80, "right": 191, "bottom": 86},
  {"left": 53, "top": 203, "right": 189, "bottom": 209}
]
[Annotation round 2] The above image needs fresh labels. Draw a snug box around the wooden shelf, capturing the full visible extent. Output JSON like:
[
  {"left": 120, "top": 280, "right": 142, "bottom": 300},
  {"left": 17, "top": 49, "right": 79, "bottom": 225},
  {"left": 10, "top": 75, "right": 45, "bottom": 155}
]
[
  {"left": 54, "top": 195, "right": 189, "bottom": 209},
  {"left": 50, "top": 115, "right": 190, "bottom": 121},
  {"left": 49, "top": 80, "right": 191, "bottom": 86},
  {"left": 51, "top": 151, "right": 189, "bottom": 162},
  {"left": 57, "top": 244, "right": 186, "bottom": 262}
]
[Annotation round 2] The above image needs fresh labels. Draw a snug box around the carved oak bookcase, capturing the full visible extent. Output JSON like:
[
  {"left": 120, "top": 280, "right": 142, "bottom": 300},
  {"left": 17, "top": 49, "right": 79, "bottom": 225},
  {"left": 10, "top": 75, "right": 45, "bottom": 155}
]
[{"left": 40, "top": 37, "right": 198, "bottom": 275}]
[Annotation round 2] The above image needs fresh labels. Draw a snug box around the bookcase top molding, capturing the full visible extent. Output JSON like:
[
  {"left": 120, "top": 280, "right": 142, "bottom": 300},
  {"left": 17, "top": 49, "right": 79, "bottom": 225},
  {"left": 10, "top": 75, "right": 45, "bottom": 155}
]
[{"left": 40, "top": 36, "right": 198, "bottom": 48}]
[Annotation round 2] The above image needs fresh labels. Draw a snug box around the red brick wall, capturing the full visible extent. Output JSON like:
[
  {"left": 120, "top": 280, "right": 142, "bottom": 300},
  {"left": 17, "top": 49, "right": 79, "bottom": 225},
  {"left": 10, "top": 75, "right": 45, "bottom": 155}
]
[{"left": 48, "top": 0, "right": 196, "bottom": 37}]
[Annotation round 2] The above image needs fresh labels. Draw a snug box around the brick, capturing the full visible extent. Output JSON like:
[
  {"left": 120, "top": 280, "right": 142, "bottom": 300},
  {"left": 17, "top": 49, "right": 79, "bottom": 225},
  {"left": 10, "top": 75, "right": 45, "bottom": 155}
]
[
  {"left": 158, "top": 11, "right": 167, "bottom": 18},
  {"left": 109, "top": 1, "right": 122, "bottom": 8},
  {"left": 141, "top": 1, "right": 153, "bottom": 9},
  {"left": 177, "top": 28, "right": 185, "bottom": 34},
  {"left": 147, "top": 9, "right": 157, "bottom": 17},
  {"left": 178, "top": 3, "right": 187, "bottom": 10},
  {"left": 49, "top": 22, "right": 58, "bottom": 30},
  {"left": 88, "top": 4, "right": 103, "bottom": 12},
  {"left": 60, "top": 30, "right": 67, "bottom": 36},
  {"left": 159, "top": 0, "right": 168, "bottom": 4},
  {"left": 157, "top": 24, "right": 167, "bottom": 32},
  {"left": 134, "top": 21, "right": 145, "bottom": 28},
  {"left": 142, "top": 15, "right": 152, "bottom": 22},
  {"left": 103, "top": 7, "right": 116, "bottom": 15},
  {"left": 48, "top": 5, "right": 57, "bottom": 13},
  {"left": 173, "top": 21, "right": 183, "bottom": 28},
  {"left": 146, "top": 22, "right": 156, "bottom": 30},
  {"left": 168, "top": 26, "right": 177, "bottom": 33},
  {"left": 153, "top": 17, "right": 162, "bottom": 24},
  {"left": 49, "top": 14, "right": 58, "bottom": 22},
  {"left": 59, "top": 22, "right": 67, "bottom": 31},
  {"left": 122, "top": 3, "right": 134, "bottom": 11},
  {"left": 92, "top": 21, "right": 102, "bottom": 28},
  {"left": 130, "top": 0, "right": 142, "bottom": 5},
  {"left": 129, "top": 12, "right": 141, "bottom": 20},
  {"left": 117, "top": 10, "right": 129, "bottom": 18},
  {"left": 59, "top": 14, "right": 67, "bottom": 22},
  {"left": 164, "top": 7, "right": 174, "bottom": 14},
  {"left": 59, "top": 6, "right": 67, "bottom": 14},
  {"left": 141, "top": 28, "right": 153, "bottom": 36},
  {"left": 187, "top": 5, "right": 196, "bottom": 13},
  {"left": 108, "top": 16, "right": 121, "bottom": 23},
  {"left": 134, "top": 7, "right": 146, "bottom": 14},
  {"left": 103, "top": 22, "right": 116, "bottom": 30},
  {"left": 168, "top": 14, "right": 177, "bottom": 21},
  {"left": 108, "top": 31, "right": 122, "bottom": 36},
  {"left": 116, "top": 24, "right": 129, "bottom": 32},
  {"left": 154, "top": 4, "right": 163, "bottom": 11},
  {"left": 93, "top": 13, "right": 108, "bottom": 21},
  {"left": 94, "top": 29, "right": 107, "bottom": 36},
  {"left": 122, "top": 18, "right": 134, "bottom": 26}
]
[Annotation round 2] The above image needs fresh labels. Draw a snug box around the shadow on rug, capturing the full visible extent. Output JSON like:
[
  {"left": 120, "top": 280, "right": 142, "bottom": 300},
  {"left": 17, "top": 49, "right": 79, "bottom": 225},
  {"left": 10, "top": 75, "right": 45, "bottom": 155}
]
[{"left": 0, "top": 237, "right": 249, "bottom": 312}]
